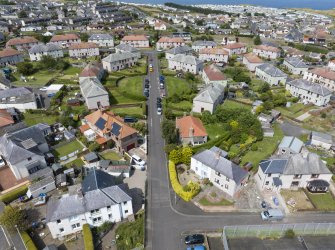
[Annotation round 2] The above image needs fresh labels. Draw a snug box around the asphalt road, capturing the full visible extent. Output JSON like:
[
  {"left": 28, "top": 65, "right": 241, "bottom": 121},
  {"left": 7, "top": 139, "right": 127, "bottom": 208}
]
[{"left": 144, "top": 50, "right": 335, "bottom": 250}]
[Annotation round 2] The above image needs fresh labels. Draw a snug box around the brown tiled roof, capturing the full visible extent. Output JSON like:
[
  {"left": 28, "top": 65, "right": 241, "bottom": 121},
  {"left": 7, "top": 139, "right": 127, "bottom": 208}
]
[
  {"left": 79, "top": 124, "right": 90, "bottom": 133},
  {"left": 6, "top": 36, "right": 38, "bottom": 46},
  {"left": 157, "top": 37, "right": 184, "bottom": 43},
  {"left": 203, "top": 64, "right": 226, "bottom": 81},
  {"left": 84, "top": 110, "right": 138, "bottom": 139},
  {"left": 50, "top": 33, "right": 80, "bottom": 42},
  {"left": 79, "top": 63, "right": 103, "bottom": 78},
  {"left": 254, "top": 45, "right": 280, "bottom": 53},
  {"left": 243, "top": 53, "right": 263, "bottom": 63},
  {"left": 0, "top": 109, "right": 14, "bottom": 128},
  {"left": 199, "top": 48, "right": 228, "bottom": 55},
  {"left": 154, "top": 22, "right": 166, "bottom": 27},
  {"left": 223, "top": 43, "right": 246, "bottom": 49},
  {"left": 310, "top": 67, "right": 335, "bottom": 81},
  {"left": 176, "top": 116, "right": 207, "bottom": 138},
  {"left": 0, "top": 48, "right": 21, "bottom": 58},
  {"left": 69, "top": 42, "right": 98, "bottom": 50},
  {"left": 122, "top": 35, "right": 148, "bottom": 41}
]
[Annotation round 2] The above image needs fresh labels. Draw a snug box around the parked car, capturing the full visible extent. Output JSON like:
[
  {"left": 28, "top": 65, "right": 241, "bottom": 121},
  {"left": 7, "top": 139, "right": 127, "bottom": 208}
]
[
  {"left": 144, "top": 89, "right": 149, "bottom": 98},
  {"left": 157, "top": 107, "right": 162, "bottom": 115},
  {"left": 160, "top": 83, "right": 164, "bottom": 89},
  {"left": 124, "top": 116, "right": 138, "bottom": 123},
  {"left": 145, "top": 78, "right": 149, "bottom": 84},
  {"left": 160, "top": 75, "right": 165, "bottom": 81},
  {"left": 145, "top": 83, "right": 150, "bottom": 89},
  {"left": 261, "top": 209, "right": 284, "bottom": 221},
  {"left": 157, "top": 97, "right": 162, "bottom": 103},
  {"left": 186, "top": 246, "right": 206, "bottom": 250},
  {"left": 184, "top": 234, "right": 205, "bottom": 245},
  {"left": 156, "top": 102, "right": 162, "bottom": 108},
  {"left": 132, "top": 155, "right": 146, "bottom": 169}
]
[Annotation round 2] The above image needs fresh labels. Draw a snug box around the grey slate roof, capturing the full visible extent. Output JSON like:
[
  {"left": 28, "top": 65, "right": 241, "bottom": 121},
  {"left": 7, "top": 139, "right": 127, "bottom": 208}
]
[
  {"left": 28, "top": 43, "right": 62, "bottom": 54},
  {"left": 166, "top": 45, "right": 192, "bottom": 55},
  {"left": 170, "top": 54, "right": 202, "bottom": 65},
  {"left": 115, "top": 44, "right": 139, "bottom": 53},
  {"left": 192, "top": 146, "right": 247, "bottom": 184},
  {"left": 192, "top": 40, "right": 217, "bottom": 47},
  {"left": 284, "top": 57, "right": 308, "bottom": 68},
  {"left": 278, "top": 136, "right": 303, "bottom": 154},
  {"left": 287, "top": 79, "right": 332, "bottom": 96},
  {"left": 193, "top": 83, "right": 225, "bottom": 104},
  {"left": 102, "top": 51, "right": 137, "bottom": 63},
  {"left": 89, "top": 34, "right": 113, "bottom": 41},
  {"left": 29, "top": 175, "right": 55, "bottom": 193},
  {"left": 256, "top": 63, "right": 287, "bottom": 77},
  {"left": 0, "top": 87, "right": 35, "bottom": 104},
  {"left": 102, "top": 185, "right": 132, "bottom": 203},
  {"left": 82, "top": 168, "right": 117, "bottom": 194},
  {"left": 84, "top": 152, "right": 99, "bottom": 162},
  {"left": 311, "top": 131, "right": 333, "bottom": 144},
  {"left": 80, "top": 77, "right": 108, "bottom": 98},
  {"left": 83, "top": 189, "right": 116, "bottom": 211}
]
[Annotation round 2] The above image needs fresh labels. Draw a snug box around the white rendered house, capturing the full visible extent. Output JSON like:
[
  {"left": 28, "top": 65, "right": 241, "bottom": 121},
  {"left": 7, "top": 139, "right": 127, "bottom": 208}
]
[{"left": 168, "top": 54, "right": 203, "bottom": 74}]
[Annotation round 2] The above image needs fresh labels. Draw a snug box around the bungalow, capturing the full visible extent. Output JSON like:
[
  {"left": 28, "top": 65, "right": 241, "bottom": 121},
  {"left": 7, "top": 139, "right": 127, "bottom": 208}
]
[
  {"left": 120, "top": 35, "right": 149, "bottom": 48},
  {"left": 255, "top": 63, "right": 288, "bottom": 86},
  {"left": 253, "top": 45, "right": 281, "bottom": 59},
  {"left": 283, "top": 57, "right": 309, "bottom": 75},
  {"left": 165, "top": 45, "right": 193, "bottom": 60},
  {"left": 80, "top": 110, "right": 138, "bottom": 153},
  {"left": 202, "top": 64, "right": 227, "bottom": 85},
  {"left": 168, "top": 54, "right": 203, "bottom": 74},
  {"left": 79, "top": 62, "right": 105, "bottom": 81},
  {"left": 192, "top": 40, "right": 217, "bottom": 53},
  {"left": 277, "top": 136, "right": 304, "bottom": 155},
  {"left": 6, "top": 36, "right": 39, "bottom": 51},
  {"left": 49, "top": 34, "right": 81, "bottom": 48},
  {"left": 192, "top": 82, "right": 225, "bottom": 114},
  {"left": 115, "top": 44, "right": 141, "bottom": 59},
  {"left": 191, "top": 146, "right": 248, "bottom": 197},
  {"left": 69, "top": 42, "right": 99, "bottom": 58},
  {"left": 156, "top": 37, "right": 185, "bottom": 50},
  {"left": 102, "top": 52, "right": 138, "bottom": 72},
  {"left": 0, "top": 48, "right": 23, "bottom": 66},
  {"left": 285, "top": 79, "right": 332, "bottom": 106},
  {"left": 242, "top": 53, "right": 263, "bottom": 72},
  {"left": 88, "top": 34, "right": 114, "bottom": 47},
  {"left": 223, "top": 43, "right": 247, "bottom": 55},
  {"left": 256, "top": 152, "right": 332, "bottom": 191},
  {"left": 176, "top": 115, "right": 207, "bottom": 145},
  {"left": 198, "top": 48, "right": 229, "bottom": 64},
  {"left": 303, "top": 68, "right": 335, "bottom": 92},
  {"left": 29, "top": 44, "right": 63, "bottom": 61},
  {"left": 310, "top": 131, "right": 333, "bottom": 150},
  {"left": 0, "top": 87, "right": 37, "bottom": 111},
  {"left": 80, "top": 78, "right": 109, "bottom": 109},
  {"left": 154, "top": 21, "right": 167, "bottom": 31}
]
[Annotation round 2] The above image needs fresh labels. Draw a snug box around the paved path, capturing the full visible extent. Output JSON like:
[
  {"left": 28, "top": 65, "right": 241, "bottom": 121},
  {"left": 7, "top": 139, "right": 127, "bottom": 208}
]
[{"left": 296, "top": 112, "right": 311, "bottom": 121}]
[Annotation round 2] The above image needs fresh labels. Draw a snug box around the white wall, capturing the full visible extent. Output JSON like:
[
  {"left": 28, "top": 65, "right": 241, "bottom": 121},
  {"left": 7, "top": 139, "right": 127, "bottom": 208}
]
[
  {"left": 102, "top": 57, "right": 138, "bottom": 72},
  {"left": 89, "top": 39, "right": 114, "bottom": 47},
  {"left": 168, "top": 59, "right": 203, "bottom": 74},
  {"left": 120, "top": 40, "right": 149, "bottom": 48},
  {"left": 69, "top": 48, "right": 99, "bottom": 58},
  {"left": 255, "top": 68, "right": 287, "bottom": 86},
  {"left": 242, "top": 57, "right": 263, "bottom": 72},
  {"left": 199, "top": 53, "right": 228, "bottom": 63},
  {"left": 283, "top": 61, "right": 308, "bottom": 75},
  {"left": 253, "top": 48, "right": 280, "bottom": 59},
  {"left": 0, "top": 101, "right": 37, "bottom": 111},
  {"left": 303, "top": 71, "right": 335, "bottom": 92},
  {"left": 29, "top": 50, "right": 64, "bottom": 61}
]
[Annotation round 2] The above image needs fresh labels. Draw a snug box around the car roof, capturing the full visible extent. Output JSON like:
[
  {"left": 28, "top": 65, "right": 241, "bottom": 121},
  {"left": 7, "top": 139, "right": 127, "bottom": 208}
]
[{"left": 132, "top": 155, "right": 140, "bottom": 160}]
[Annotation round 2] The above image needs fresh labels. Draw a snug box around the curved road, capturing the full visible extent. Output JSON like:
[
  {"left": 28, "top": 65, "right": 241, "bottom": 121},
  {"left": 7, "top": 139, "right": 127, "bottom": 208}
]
[{"left": 144, "top": 51, "right": 335, "bottom": 250}]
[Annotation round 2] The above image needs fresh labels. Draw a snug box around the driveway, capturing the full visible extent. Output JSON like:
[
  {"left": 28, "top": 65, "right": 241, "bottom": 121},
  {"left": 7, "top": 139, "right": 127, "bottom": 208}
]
[{"left": 280, "top": 121, "right": 310, "bottom": 137}]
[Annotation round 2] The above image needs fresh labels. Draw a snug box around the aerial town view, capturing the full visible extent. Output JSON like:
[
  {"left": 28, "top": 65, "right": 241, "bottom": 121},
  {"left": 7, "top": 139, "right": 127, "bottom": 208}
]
[{"left": 0, "top": 0, "right": 335, "bottom": 249}]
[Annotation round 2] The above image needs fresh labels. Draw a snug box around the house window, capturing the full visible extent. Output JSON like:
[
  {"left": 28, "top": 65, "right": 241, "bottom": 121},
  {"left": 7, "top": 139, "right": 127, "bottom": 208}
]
[
  {"left": 123, "top": 201, "right": 127, "bottom": 205},
  {"left": 291, "top": 181, "right": 299, "bottom": 187},
  {"left": 27, "top": 157, "right": 32, "bottom": 161},
  {"left": 93, "top": 217, "right": 102, "bottom": 223},
  {"left": 294, "top": 174, "right": 302, "bottom": 179},
  {"left": 71, "top": 223, "right": 80, "bottom": 229},
  {"left": 57, "top": 219, "right": 61, "bottom": 224},
  {"left": 59, "top": 228, "right": 64, "bottom": 233},
  {"left": 215, "top": 171, "right": 221, "bottom": 177},
  {"left": 267, "top": 174, "right": 272, "bottom": 177},
  {"left": 107, "top": 206, "right": 111, "bottom": 211},
  {"left": 90, "top": 209, "right": 100, "bottom": 214},
  {"left": 215, "top": 179, "right": 220, "bottom": 184},
  {"left": 311, "top": 174, "right": 319, "bottom": 179},
  {"left": 225, "top": 184, "right": 228, "bottom": 189},
  {"left": 226, "top": 177, "right": 229, "bottom": 182},
  {"left": 108, "top": 214, "right": 113, "bottom": 219},
  {"left": 265, "top": 181, "right": 269, "bottom": 185},
  {"left": 258, "top": 174, "right": 262, "bottom": 180},
  {"left": 125, "top": 210, "right": 128, "bottom": 214}
]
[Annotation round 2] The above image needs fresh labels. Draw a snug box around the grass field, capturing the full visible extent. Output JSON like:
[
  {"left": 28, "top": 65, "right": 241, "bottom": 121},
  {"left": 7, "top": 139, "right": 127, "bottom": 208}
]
[
  {"left": 302, "top": 110, "right": 335, "bottom": 136},
  {"left": 23, "top": 114, "right": 58, "bottom": 126},
  {"left": 199, "top": 197, "right": 233, "bottom": 206},
  {"left": 53, "top": 140, "right": 84, "bottom": 158},
  {"left": 64, "top": 158, "right": 85, "bottom": 168},
  {"left": 168, "top": 100, "right": 193, "bottom": 111},
  {"left": 306, "top": 192, "right": 335, "bottom": 211},
  {"left": 12, "top": 70, "right": 59, "bottom": 86},
  {"left": 275, "top": 103, "right": 315, "bottom": 118},
  {"left": 112, "top": 106, "right": 143, "bottom": 117},
  {"left": 221, "top": 99, "right": 252, "bottom": 110},
  {"left": 100, "top": 151, "right": 122, "bottom": 161},
  {"left": 166, "top": 76, "right": 191, "bottom": 97},
  {"left": 205, "top": 123, "right": 226, "bottom": 140}
]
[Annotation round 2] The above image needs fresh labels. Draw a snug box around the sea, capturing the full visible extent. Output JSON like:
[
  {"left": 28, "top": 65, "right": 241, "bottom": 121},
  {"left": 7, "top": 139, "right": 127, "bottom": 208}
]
[{"left": 120, "top": 0, "right": 335, "bottom": 10}]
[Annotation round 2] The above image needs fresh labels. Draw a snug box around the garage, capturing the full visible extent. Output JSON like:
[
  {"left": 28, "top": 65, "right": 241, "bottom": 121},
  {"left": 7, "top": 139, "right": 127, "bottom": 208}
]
[{"left": 127, "top": 143, "right": 135, "bottom": 151}]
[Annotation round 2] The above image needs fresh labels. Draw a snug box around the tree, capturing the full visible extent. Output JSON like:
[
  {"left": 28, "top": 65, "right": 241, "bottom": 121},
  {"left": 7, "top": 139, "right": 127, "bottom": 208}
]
[
  {"left": 201, "top": 111, "right": 214, "bottom": 125},
  {"left": 181, "top": 146, "right": 193, "bottom": 165},
  {"left": 18, "top": 10, "right": 28, "bottom": 18},
  {"left": 258, "top": 82, "right": 270, "bottom": 93},
  {"left": 161, "top": 119, "right": 178, "bottom": 144},
  {"left": 169, "top": 148, "right": 182, "bottom": 164},
  {"left": 253, "top": 35, "right": 262, "bottom": 45},
  {"left": 17, "top": 62, "right": 35, "bottom": 75},
  {"left": 0, "top": 206, "right": 28, "bottom": 232},
  {"left": 80, "top": 33, "right": 89, "bottom": 42},
  {"left": 88, "top": 142, "right": 100, "bottom": 152}
]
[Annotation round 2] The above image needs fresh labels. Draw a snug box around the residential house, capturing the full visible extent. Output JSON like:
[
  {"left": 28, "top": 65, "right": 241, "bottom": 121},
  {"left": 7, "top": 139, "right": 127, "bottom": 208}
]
[
  {"left": 284, "top": 29, "right": 303, "bottom": 42},
  {"left": 88, "top": 34, "right": 114, "bottom": 47},
  {"left": 253, "top": 45, "right": 281, "bottom": 59},
  {"left": 0, "top": 87, "right": 37, "bottom": 111},
  {"left": 277, "top": 136, "right": 304, "bottom": 155},
  {"left": 80, "top": 78, "right": 109, "bottom": 110},
  {"left": 304, "top": 68, "right": 335, "bottom": 92},
  {"left": 0, "top": 48, "right": 23, "bottom": 66},
  {"left": 310, "top": 131, "right": 333, "bottom": 150},
  {"left": 191, "top": 146, "right": 248, "bottom": 197},
  {"left": 172, "top": 32, "right": 191, "bottom": 41},
  {"left": 192, "top": 83, "right": 225, "bottom": 114},
  {"left": 0, "top": 108, "right": 16, "bottom": 129},
  {"left": 49, "top": 34, "right": 81, "bottom": 48},
  {"left": 79, "top": 62, "right": 105, "bottom": 81},
  {"left": 80, "top": 110, "right": 138, "bottom": 153},
  {"left": 85, "top": 160, "right": 131, "bottom": 178},
  {"left": 256, "top": 152, "right": 332, "bottom": 191},
  {"left": 192, "top": 40, "right": 217, "bottom": 53},
  {"left": 242, "top": 53, "right": 263, "bottom": 72},
  {"left": 202, "top": 64, "right": 227, "bottom": 85},
  {"left": 154, "top": 21, "right": 167, "bottom": 31},
  {"left": 102, "top": 52, "right": 138, "bottom": 72},
  {"left": 283, "top": 57, "right": 309, "bottom": 75},
  {"left": 69, "top": 42, "right": 99, "bottom": 58},
  {"left": 165, "top": 45, "right": 193, "bottom": 60},
  {"left": 27, "top": 168, "right": 56, "bottom": 198},
  {"left": 46, "top": 169, "right": 133, "bottom": 239},
  {"left": 199, "top": 48, "right": 229, "bottom": 64},
  {"left": 6, "top": 36, "right": 39, "bottom": 51},
  {"left": 168, "top": 54, "right": 203, "bottom": 74},
  {"left": 223, "top": 43, "right": 247, "bottom": 55},
  {"left": 0, "top": 124, "right": 49, "bottom": 180},
  {"left": 115, "top": 44, "right": 141, "bottom": 59},
  {"left": 176, "top": 115, "right": 207, "bottom": 145},
  {"left": 29, "top": 44, "right": 63, "bottom": 61},
  {"left": 120, "top": 35, "right": 149, "bottom": 48},
  {"left": 285, "top": 79, "right": 331, "bottom": 106},
  {"left": 255, "top": 63, "right": 288, "bottom": 86},
  {"left": 156, "top": 37, "right": 185, "bottom": 50}
]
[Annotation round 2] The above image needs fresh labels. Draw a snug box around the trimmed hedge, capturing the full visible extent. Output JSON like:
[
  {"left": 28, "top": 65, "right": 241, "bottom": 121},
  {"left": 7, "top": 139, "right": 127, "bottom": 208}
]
[
  {"left": 82, "top": 224, "right": 94, "bottom": 250},
  {"left": 168, "top": 161, "right": 200, "bottom": 201},
  {"left": 0, "top": 185, "right": 28, "bottom": 204},
  {"left": 21, "top": 231, "right": 37, "bottom": 250}
]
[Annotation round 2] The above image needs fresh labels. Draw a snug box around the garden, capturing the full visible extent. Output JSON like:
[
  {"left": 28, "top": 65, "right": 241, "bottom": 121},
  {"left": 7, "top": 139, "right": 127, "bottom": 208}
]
[{"left": 52, "top": 140, "right": 84, "bottom": 159}]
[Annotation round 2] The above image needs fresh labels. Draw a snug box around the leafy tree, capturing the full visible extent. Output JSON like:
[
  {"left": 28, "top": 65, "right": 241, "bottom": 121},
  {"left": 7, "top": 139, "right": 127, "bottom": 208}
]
[
  {"left": 201, "top": 111, "right": 214, "bottom": 125},
  {"left": 230, "top": 120, "right": 239, "bottom": 130},
  {"left": 17, "top": 62, "right": 35, "bottom": 76},
  {"left": 181, "top": 146, "right": 193, "bottom": 165},
  {"left": 0, "top": 206, "right": 28, "bottom": 232},
  {"left": 18, "top": 10, "right": 28, "bottom": 18},
  {"left": 254, "top": 35, "right": 262, "bottom": 45},
  {"left": 284, "top": 229, "right": 295, "bottom": 238},
  {"left": 255, "top": 105, "right": 264, "bottom": 114},
  {"left": 234, "top": 74, "right": 251, "bottom": 84},
  {"left": 161, "top": 119, "right": 178, "bottom": 144},
  {"left": 272, "top": 93, "right": 287, "bottom": 106},
  {"left": 169, "top": 148, "right": 182, "bottom": 164},
  {"left": 165, "top": 144, "right": 177, "bottom": 154},
  {"left": 258, "top": 82, "right": 270, "bottom": 93},
  {"left": 80, "top": 33, "right": 89, "bottom": 42},
  {"left": 88, "top": 142, "right": 100, "bottom": 152},
  {"left": 185, "top": 72, "right": 195, "bottom": 82}
]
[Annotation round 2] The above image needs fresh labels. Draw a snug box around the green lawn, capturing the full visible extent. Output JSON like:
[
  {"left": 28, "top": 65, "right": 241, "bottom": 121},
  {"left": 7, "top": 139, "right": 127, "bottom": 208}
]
[
  {"left": 53, "top": 140, "right": 84, "bottom": 158},
  {"left": 63, "top": 158, "right": 85, "bottom": 168},
  {"left": 199, "top": 197, "right": 233, "bottom": 206},
  {"left": 221, "top": 100, "right": 252, "bottom": 110},
  {"left": 12, "top": 70, "right": 60, "bottom": 87},
  {"left": 306, "top": 192, "right": 335, "bottom": 211},
  {"left": 112, "top": 58, "right": 147, "bottom": 77},
  {"left": 23, "top": 114, "right": 58, "bottom": 126},
  {"left": 166, "top": 76, "right": 190, "bottom": 97},
  {"left": 168, "top": 100, "right": 193, "bottom": 112},
  {"left": 205, "top": 123, "right": 226, "bottom": 140},
  {"left": 112, "top": 106, "right": 143, "bottom": 117},
  {"left": 241, "top": 124, "right": 284, "bottom": 171},
  {"left": 62, "top": 66, "right": 82, "bottom": 76},
  {"left": 100, "top": 151, "right": 122, "bottom": 161},
  {"left": 275, "top": 103, "right": 315, "bottom": 118}
]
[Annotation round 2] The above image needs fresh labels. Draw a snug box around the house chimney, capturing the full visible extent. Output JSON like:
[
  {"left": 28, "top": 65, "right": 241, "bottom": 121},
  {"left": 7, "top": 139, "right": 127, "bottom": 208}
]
[
  {"left": 215, "top": 150, "right": 221, "bottom": 160},
  {"left": 189, "top": 127, "right": 194, "bottom": 138},
  {"left": 236, "top": 37, "right": 239, "bottom": 43},
  {"left": 301, "top": 151, "right": 309, "bottom": 159}
]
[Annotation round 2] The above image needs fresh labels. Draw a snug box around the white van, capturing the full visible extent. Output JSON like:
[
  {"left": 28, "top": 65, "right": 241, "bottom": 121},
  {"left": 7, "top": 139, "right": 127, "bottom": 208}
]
[
  {"left": 132, "top": 155, "right": 146, "bottom": 170},
  {"left": 261, "top": 209, "right": 284, "bottom": 221}
]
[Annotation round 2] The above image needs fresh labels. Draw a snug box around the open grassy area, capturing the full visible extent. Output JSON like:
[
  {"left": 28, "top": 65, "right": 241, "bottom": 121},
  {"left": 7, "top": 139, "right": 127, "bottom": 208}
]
[
  {"left": 241, "top": 124, "right": 284, "bottom": 171},
  {"left": 62, "top": 66, "right": 82, "bottom": 75},
  {"left": 275, "top": 103, "right": 315, "bottom": 118},
  {"left": 280, "top": 189, "right": 314, "bottom": 212},
  {"left": 166, "top": 76, "right": 190, "bottom": 97},
  {"left": 221, "top": 99, "right": 252, "bottom": 110},
  {"left": 168, "top": 100, "right": 193, "bottom": 112},
  {"left": 302, "top": 110, "right": 335, "bottom": 136},
  {"left": 23, "top": 114, "right": 58, "bottom": 126},
  {"left": 63, "top": 158, "right": 85, "bottom": 168},
  {"left": 53, "top": 140, "right": 84, "bottom": 158},
  {"left": 12, "top": 70, "right": 60, "bottom": 87},
  {"left": 205, "top": 123, "right": 226, "bottom": 140},
  {"left": 199, "top": 197, "right": 233, "bottom": 206},
  {"left": 100, "top": 151, "right": 122, "bottom": 161},
  {"left": 112, "top": 106, "right": 143, "bottom": 117},
  {"left": 306, "top": 192, "right": 335, "bottom": 211}
]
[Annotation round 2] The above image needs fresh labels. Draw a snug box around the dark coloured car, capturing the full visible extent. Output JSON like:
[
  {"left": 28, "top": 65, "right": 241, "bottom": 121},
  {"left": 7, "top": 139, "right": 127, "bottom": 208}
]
[
  {"left": 156, "top": 102, "right": 162, "bottom": 108},
  {"left": 184, "top": 234, "right": 205, "bottom": 245},
  {"left": 145, "top": 78, "right": 149, "bottom": 84},
  {"left": 160, "top": 75, "right": 165, "bottom": 81},
  {"left": 145, "top": 83, "right": 150, "bottom": 89},
  {"left": 157, "top": 97, "right": 162, "bottom": 103},
  {"left": 124, "top": 116, "right": 138, "bottom": 123},
  {"left": 144, "top": 89, "right": 149, "bottom": 97}
]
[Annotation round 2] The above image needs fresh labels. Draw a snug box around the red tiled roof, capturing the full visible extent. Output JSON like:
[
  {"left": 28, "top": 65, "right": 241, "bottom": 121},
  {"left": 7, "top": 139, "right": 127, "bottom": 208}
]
[
  {"left": 96, "top": 136, "right": 108, "bottom": 145},
  {"left": 243, "top": 53, "right": 263, "bottom": 63},
  {"left": 254, "top": 45, "right": 280, "bottom": 53},
  {"left": 157, "top": 37, "right": 184, "bottom": 43},
  {"left": 79, "top": 62, "right": 103, "bottom": 78},
  {"left": 79, "top": 124, "right": 90, "bottom": 133},
  {"left": 203, "top": 64, "right": 226, "bottom": 81},
  {"left": 0, "top": 48, "right": 21, "bottom": 58},
  {"left": 69, "top": 42, "right": 98, "bottom": 50},
  {"left": 6, "top": 36, "right": 38, "bottom": 46},
  {"left": 223, "top": 42, "right": 246, "bottom": 50},
  {"left": 122, "top": 35, "right": 148, "bottom": 41},
  {"left": 199, "top": 48, "right": 229, "bottom": 55},
  {"left": 310, "top": 67, "right": 335, "bottom": 81},
  {"left": 0, "top": 109, "right": 14, "bottom": 128},
  {"left": 50, "top": 33, "right": 80, "bottom": 42},
  {"left": 176, "top": 116, "right": 207, "bottom": 138}
]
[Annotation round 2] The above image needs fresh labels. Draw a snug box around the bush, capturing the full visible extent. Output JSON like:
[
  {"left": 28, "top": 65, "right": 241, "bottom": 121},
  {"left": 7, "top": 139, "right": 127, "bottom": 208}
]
[
  {"left": 284, "top": 229, "right": 295, "bottom": 238},
  {"left": 202, "top": 178, "right": 210, "bottom": 185},
  {"left": 251, "top": 144, "right": 258, "bottom": 151},
  {"left": 21, "top": 231, "right": 37, "bottom": 250},
  {"left": 0, "top": 185, "right": 28, "bottom": 204},
  {"left": 168, "top": 161, "right": 200, "bottom": 201},
  {"left": 83, "top": 224, "right": 94, "bottom": 250}
]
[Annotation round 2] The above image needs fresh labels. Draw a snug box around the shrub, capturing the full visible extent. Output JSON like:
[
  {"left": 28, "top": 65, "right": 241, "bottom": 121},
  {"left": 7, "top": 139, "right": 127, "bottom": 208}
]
[
  {"left": 284, "top": 229, "right": 295, "bottom": 238},
  {"left": 251, "top": 144, "right": 258, "bottom": 151},
  {"left": 202, "top": 178, "right": 210, "bottom": 185},
  {"left": 21, "top": 231, "right": 37, "bottom": 250},
  {"left": 0, "top": 185, "right": 28, "bottom": 204},
  {"left": 210, "top": 192, "right": 217, "bottom": 198},
  {"left": 321, "top": 113, "right": 327, "bottom": 118},
  {"left": 83, "top": 224, "right": 94, "bottom": 250}
]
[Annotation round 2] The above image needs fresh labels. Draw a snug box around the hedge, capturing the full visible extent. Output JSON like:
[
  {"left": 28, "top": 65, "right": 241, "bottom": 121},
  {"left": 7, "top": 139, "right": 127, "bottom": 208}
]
[
  {"left": 21, "top": 231, "right": 37, "bottom": 250},
  {"left": 168, "top": 161, "right": 200, "bottom": 201},
  {"left": 0, "top": 185, "right": 28, "bottom": 204},
  {"left": 83, "top": 224, "right": 94, "bottom": 250}
]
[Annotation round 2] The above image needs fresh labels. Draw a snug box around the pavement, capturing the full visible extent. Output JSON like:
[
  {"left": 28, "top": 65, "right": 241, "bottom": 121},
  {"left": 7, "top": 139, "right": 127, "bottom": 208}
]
[
  {"left": 143, "top": 51, "right": 335, "bottom": 250},
  {"left": 280, "top": 121, "right": 310, "bottom": 137}
]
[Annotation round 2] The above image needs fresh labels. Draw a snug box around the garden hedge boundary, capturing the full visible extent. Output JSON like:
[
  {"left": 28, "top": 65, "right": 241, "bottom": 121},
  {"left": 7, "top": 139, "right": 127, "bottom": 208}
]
[
  {"left": 83, "top": 224, "right": 94, "bottom": 250},
  {"left": 21, "top": 231, "right": 37, "bottom": 250},
  {"left": 0, "top": 185, "right": 28, "bottom": 204}
]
